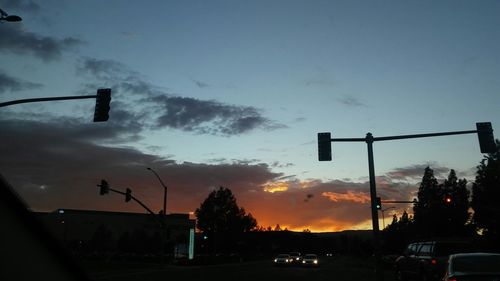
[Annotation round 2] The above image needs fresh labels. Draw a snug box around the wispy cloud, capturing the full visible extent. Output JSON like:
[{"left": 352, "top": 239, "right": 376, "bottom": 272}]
[
  {"left": 337, "top": 95, "right": 366, "bottom": 107},
  {"left": 192, "top": 79, "right": 210, "bottom": 88},
  {"left": 0, "top": 71, "right": 42, "bottom": 93},
  {"left": 0, "top": 25, "right": 82, "bottom": 61}
]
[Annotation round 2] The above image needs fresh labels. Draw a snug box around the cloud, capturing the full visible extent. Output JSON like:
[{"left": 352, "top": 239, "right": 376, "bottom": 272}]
[
  {"left": 192, "top": 79, "right": 210, "bottom": 88},
  {"left": 0, "top": 71, "right": 43, "bottom": 93},
  {"left": 385, "top": 163, "right": 450, "bottom": 181},
  {"left": 76, "top": 57, "right": 286, "bottom": 136},
  {"left": 0, "top": 117, "right": 428, "bottom": 232},
  {"left": 149, "top": 94, "right": 285, "bottom": 136},
  {"left": 0, "top": 24, "right": 82, "bottom": 61},
  {"left": 322, "top": 191, "right": 371, "bottom": 204},
  {"left": 337, "top": 95, "right": 366, "bottom": 107},
  {"left": 1, "top": 0, "right": 40, "bottom": 13},
  {"left": 0, "top": 117, "right": 283, "bottom": 213},
  {"left": 77, "top": 57, "right": 131, "bottom": 81}
]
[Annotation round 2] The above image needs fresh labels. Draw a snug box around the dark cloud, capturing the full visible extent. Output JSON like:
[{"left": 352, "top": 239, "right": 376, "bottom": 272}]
[
  {"left": 0, "top": 71, "right": 42, "bottom": 93},
  {"left": 0, "top": 24, "right": 82, "bottom": 61},
  {"left": 0, "top": 117, "right": 428, "bottom": 231},
  {"left": 337, "top": 95, "right": 366, "bottom": 107},
  {"left": 150, "top": 95, "right": 285, "bottom": 136},
  {"left": 76, "top": 57, "right": 286, "bottom": 136},
  {"left": 0, "top": 117, "right": 283, "bottom": 216},
  {"left": 385, "top": 163, "right": 450, "bottom": 181}
]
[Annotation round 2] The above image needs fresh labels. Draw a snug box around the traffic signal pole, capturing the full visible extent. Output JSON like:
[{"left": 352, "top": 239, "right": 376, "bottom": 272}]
[
  {"left": 318, "top": 123, "right": 495, "bottom": 281},
  {"left": 0, "top": 95, "right": 96, "bottom": 107},
  {"left": 0, "top": 88, "right": 111, "bottom": 122},
  {"left": 98, "top": 180, "right": 167, "bottom": 266}
]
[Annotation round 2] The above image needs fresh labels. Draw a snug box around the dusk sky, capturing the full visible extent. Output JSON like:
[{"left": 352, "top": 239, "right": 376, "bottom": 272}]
[{"left": 1, "top": 0, "right": 499, "bottom": 232}]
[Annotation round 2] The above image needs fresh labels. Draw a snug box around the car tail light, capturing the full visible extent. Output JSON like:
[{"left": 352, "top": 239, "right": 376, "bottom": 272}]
[
  {"left": 447, "top": 278, "right": 457, "bottom": 281},
  {"left": 431, "top": 259, "right": 437, "bottom": 265}
]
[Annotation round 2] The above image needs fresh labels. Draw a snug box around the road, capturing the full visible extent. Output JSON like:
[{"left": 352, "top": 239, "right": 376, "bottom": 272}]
[{"left": 83, "top": 256, "right": 398, "bottom": 281}]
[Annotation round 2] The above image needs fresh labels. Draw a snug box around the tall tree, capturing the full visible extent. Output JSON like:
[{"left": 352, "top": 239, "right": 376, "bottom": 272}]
[
  {"left": 471, "top": 140, "right": 500, "bottom": 247},
  {"left": 442, "top": 169, "right": 470, "bottom": 236},
  {"left": 195, "top": 186, "right": 257, "bottom": 254},
  {"left": 413, "top": 166, "right": 442, "bottom": 237}
]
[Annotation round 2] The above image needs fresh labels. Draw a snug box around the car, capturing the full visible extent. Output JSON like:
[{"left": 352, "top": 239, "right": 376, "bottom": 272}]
[
  {"left": 302, "top": 254, "right": 319, "bottom": 267},
  {"left": 395, "top": 240, "right": 476, "bottom": 281},
  {"left": 274, "top": 254, "right": 292, "bottom": 266},
  {"left": 442, "top": 253, "right": 500, "bottom": 281},
  {"left": 289, "top": 251, "right": 303, "bottom": 265}
]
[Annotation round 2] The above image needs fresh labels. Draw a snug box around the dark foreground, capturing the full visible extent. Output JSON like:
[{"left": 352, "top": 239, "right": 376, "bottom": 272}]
[{"left": 82, "top": 256, "right": 398, "bottom": 281}]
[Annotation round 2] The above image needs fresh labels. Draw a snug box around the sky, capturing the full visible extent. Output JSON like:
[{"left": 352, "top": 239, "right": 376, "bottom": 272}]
[{"left": 1, "top": 0, "right": 499, "bottom": 232}]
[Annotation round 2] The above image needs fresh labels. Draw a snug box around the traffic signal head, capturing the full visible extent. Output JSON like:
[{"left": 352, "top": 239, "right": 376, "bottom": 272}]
[
  {"left": 125, "top": 188, "right": 132, "bottom": 202},
  {"left": 318, "top": 132, "right": 332, "bottom": 161},
  {"left": 375, "top": 197, "right": 382, "bottom": 210},
  {"left": 94, "top": 88, "right": 111, "bottom": 122},
  {"left": 476, "top": 122, "right": 496, "bottom": 153},
  {"left": 98, "top": 179, "right": 109, "bottom": 195}
]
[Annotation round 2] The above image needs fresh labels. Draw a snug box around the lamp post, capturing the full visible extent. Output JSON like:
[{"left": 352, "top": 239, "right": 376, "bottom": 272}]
[
  {"left": 380, "top": 207, "right": 396, "bottom": 229},
  {"left": 147, "top": 167, "right": 168, "bottom": 216}
]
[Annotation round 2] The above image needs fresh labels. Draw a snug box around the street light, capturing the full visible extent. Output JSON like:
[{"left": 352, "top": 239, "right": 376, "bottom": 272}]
[
  {"left": 147, "top": 167, "right": 168, "bottom": 216},
  {"left": 380, "top": 207, "right": 396, "bottom": 229},
  {"left": 0, "top": 8, "right": 22, "bottom": 22}
]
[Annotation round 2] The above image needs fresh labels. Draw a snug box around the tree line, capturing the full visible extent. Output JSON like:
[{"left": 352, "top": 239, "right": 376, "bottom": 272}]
[{"left": 382, "top": 140, "right": 500, "bottom": 253}]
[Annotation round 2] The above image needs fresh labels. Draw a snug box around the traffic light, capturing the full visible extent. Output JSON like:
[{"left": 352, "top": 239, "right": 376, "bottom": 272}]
[
  {"left": 476, "top": 122, "right": 496, "bottom": 153},
  {"left": 375, "top": 197, "right": 382, "bottom": 210},
  {"left": 98, "top": 179, "right": 109, "bottom": 195},
  {"left": 93, "top": 88, "right": 111, "bottom": 122},
  {"left": 318, "top": 132, "right": 332, "bottom": 161},
  {"left": 125, "top": 188, "right": 132, "bottom": 202}
]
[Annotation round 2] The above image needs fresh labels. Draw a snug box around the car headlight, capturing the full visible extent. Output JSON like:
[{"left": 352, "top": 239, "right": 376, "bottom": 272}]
[
  {"left": 302, "top": 260, "right": 305, "bottom": 264},
  {"left": 274, "top": 259, "right": 277, "bottom": 262},
  {"left": 314, "top": 260, "right": 318, "bottom": 264}
]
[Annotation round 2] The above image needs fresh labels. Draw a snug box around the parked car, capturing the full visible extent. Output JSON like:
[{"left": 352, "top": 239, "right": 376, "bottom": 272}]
[
  {"left": 395, "top": 240, "right": 476, "bottom": 281},
  {"left": 302, "top": 254, "right": 319, "bottom": 267},
  {"left": 274, "top": 254, "right": 292, "bottom": 266},
  {"left": 442, "top": 253, "right": 500, "bottom": 281},
  {"left": 289, "top": 252, "right": 303, "bottom": 265}
]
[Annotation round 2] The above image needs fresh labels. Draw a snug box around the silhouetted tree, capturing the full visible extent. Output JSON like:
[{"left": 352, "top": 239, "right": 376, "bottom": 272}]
[
  {"left": 413, "top": 166, "right": 442, "bottom": 237},
  {"left": 442, "top": 169, "right": 471, "bottom": 236},
  {"left": 471, "top": 140, "right": 500, "bottom": 249},
  {"left": 195, "top": 186, "right": 257, "bottom": 254},
  {"left": 382, "top": 211, "right": 415, "bottom": 254},
  {"left": 413, "top": 167, "right": 472, "bottom": 238}
]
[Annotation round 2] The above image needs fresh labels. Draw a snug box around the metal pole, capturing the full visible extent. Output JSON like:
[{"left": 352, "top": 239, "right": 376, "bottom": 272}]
[
  {"left": 0, "top": 95, "right": 96, "bottom": 108},
  {"left": 147, "top": 167, "right": 167, "bottom": 215},
  {"left": 366, "top": 133, "right": 383, "bottom": 281},
  {"left": 146, "top": 167, "right": 168, "bottom": 266}
]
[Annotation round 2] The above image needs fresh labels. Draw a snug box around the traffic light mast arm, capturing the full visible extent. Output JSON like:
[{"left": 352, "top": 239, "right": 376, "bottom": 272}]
[
  {"left": 106, "top": 187, "right": 157, "bottom": 216},
  {"left": 0, "top": 95, "right": 96, "bottom": 108},
  {"left": 329, "top": 129, "right": 478, "bottom": 143},
  {"left": 105, "top": 187, "right": 165, "bottom": 227},
  {"left": 372, "top": 129, "right": 478, "bottom": 142}
]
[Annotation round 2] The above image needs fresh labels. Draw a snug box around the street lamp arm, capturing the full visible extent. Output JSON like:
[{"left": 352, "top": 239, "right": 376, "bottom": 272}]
[{"left": 147, "top": 168, "right": 167, "bottom": 190}]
